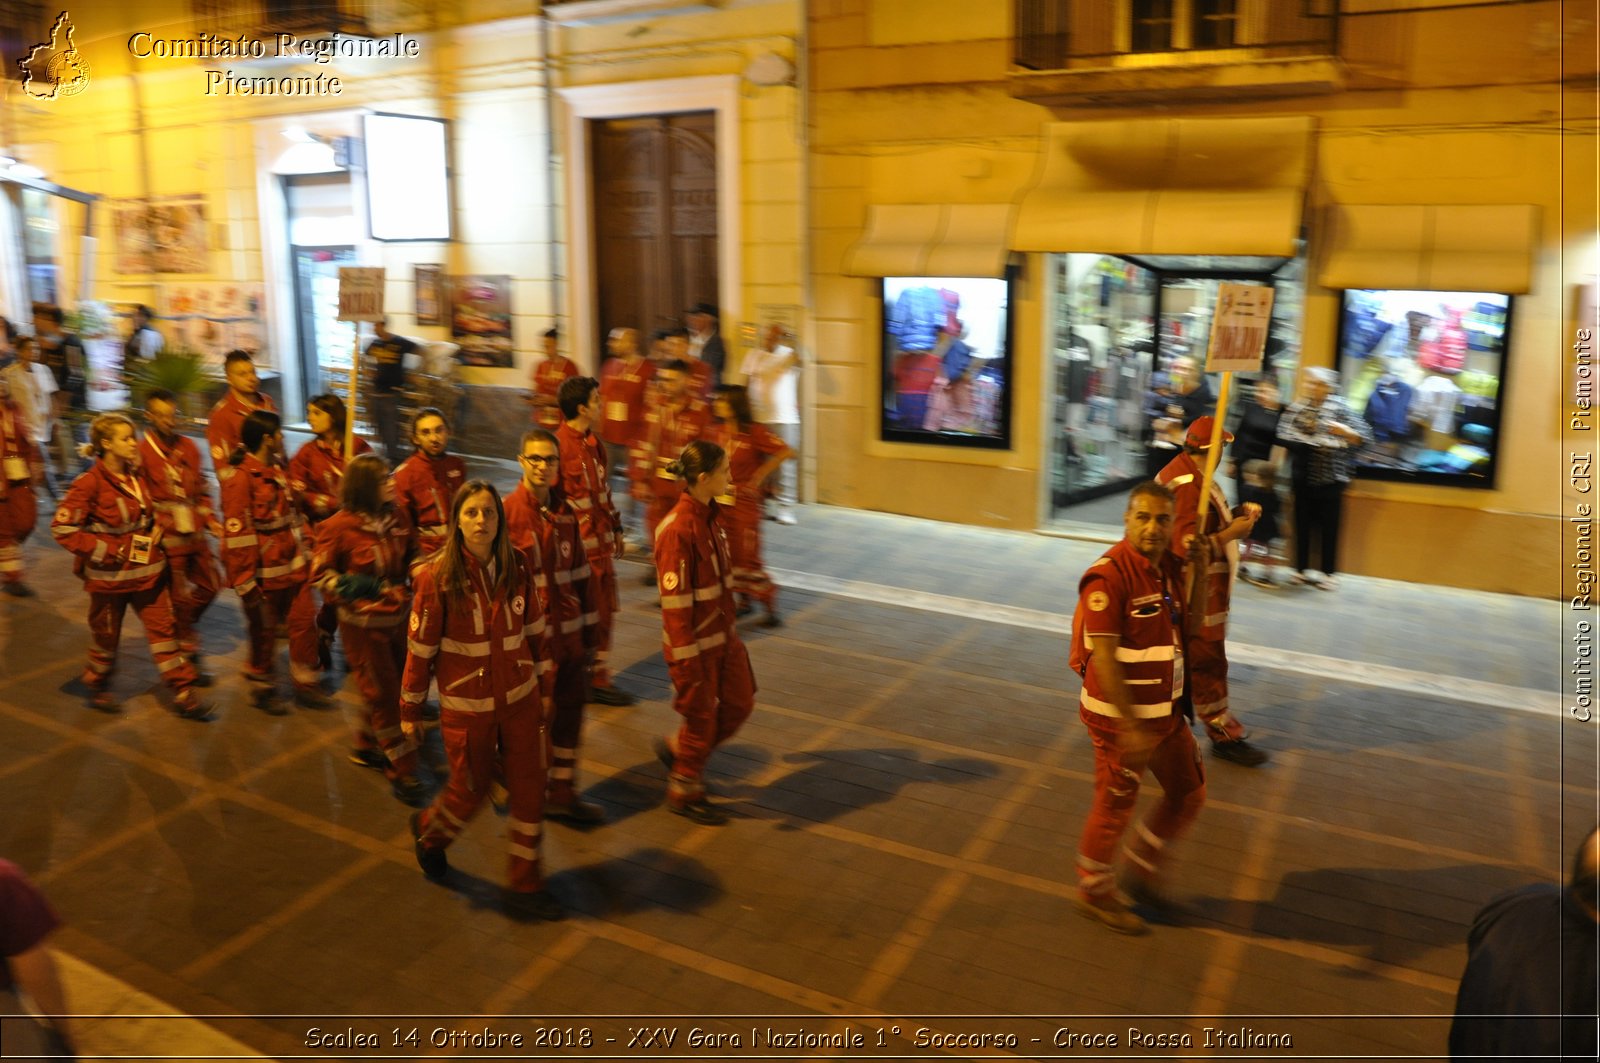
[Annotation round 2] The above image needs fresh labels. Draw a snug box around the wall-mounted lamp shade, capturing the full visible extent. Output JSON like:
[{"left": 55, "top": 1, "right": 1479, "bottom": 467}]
[{"left": 363, "top": 113, "right": 452, "bottom": 242}]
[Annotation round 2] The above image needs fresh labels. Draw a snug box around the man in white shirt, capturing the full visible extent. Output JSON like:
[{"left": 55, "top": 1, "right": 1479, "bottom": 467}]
[
  {"left": 740, "top": 323, "right": 801, "bottom": 524},
  {"left": 124, "top": 305, "right": 165, "bottom": 366}
]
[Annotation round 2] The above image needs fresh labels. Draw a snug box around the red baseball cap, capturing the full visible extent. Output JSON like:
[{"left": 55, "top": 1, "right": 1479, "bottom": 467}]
[{"left": 1185, "top": 416, "right": 1234, "bottom": 448}]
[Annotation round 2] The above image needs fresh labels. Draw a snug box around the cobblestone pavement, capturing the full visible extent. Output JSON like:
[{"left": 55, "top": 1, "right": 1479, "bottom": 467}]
[{"left": 0, "top": 476, "right": 1589, "bottom": 1061}]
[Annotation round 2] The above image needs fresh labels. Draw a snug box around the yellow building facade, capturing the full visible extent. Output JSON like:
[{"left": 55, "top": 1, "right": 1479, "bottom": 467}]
[{"left": 808, "top": 0, "right": 1594, "bottom": 597}]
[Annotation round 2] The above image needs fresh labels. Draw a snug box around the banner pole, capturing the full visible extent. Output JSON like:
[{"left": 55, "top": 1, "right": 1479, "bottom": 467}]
[{"left": 346, "top": 325, "right": 361, "bottom": 461}]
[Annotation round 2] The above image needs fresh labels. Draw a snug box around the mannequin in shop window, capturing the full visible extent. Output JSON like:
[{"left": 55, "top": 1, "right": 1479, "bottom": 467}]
[{"left": 1361, "top": 357, "right": 1416, "bottom": 466}]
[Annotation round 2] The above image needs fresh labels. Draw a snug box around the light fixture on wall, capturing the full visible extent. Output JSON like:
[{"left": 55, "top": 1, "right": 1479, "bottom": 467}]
[{"left": 743, "top": 51, "right": 794, "bottom": 87}]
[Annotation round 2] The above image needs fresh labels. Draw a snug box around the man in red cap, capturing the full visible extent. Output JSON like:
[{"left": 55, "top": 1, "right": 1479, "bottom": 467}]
[{"left": 1155, "top": 415, "right": 1266, "bottom": 767}]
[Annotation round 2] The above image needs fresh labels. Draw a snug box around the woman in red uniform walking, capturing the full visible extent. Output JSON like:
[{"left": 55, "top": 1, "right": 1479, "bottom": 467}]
[
  {"left": 708, "top": 385, "right": 792, "bottom": 627},
  {"left": 0, "top": 370, "right": 44, "bottom": 597},
  {"left": 50, "top": 414, "right": 208, "bottom": 718},
  {"left": 289, "top": 394, "right": 372, "bottom": 665},
  {"left": 219, "top": 410, "right": 325, "bottom": 714},
  {"left": 311, "top": 453, "right": 426, "bottom": 805},
  {"left": 398, "top": 482, "right": 563, "bottom": 921},
  {"left": 651, "top": 440, "right": 757, "bottom": 826}
]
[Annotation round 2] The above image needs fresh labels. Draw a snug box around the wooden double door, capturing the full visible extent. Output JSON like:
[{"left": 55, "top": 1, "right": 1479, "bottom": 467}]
[{"left": 591, "top": 111, "right": 719, "bottom": 349}]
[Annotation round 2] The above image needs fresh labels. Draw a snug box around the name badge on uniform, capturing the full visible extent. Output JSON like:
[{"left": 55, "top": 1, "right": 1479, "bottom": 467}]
[
  {"left": 606, "top": 401, "right": 628, "bottom": 423},
  {"left": 128, "top": 534, "right": 154, "bottom": 565},
  {"left": 171, "top": 503, "right": 195, "bottom": 534},
  {"left": 2, "top": 456, "right": 26, "bottom": 482}
]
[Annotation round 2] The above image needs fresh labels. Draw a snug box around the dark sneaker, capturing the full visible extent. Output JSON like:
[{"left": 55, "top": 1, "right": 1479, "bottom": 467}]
[
  {"left": 190, "top": 658, "right": 216, "bottom": 687},
  {"left": 546, "top": 796, "right": 606, "bottom": 826},
  {"left": 293, "top": 684, "right": 332, "bottom": 710},
  {"left": 589, "top": 684, "right": 635, "bottom": 707},
  {"left": 2, "top": 581, "right": 36, "bottom": 598},
  {"left": 173, "top": 689, "right": 213, "bottom": 721},
  {"left": 1212, "top": 739, "right": 1268, "bottom": 767},
  {"left": 652, "top": 736, "right": 676, "bottom": 773},
  {"left": 1073, "top": 892, "right": 1147, "bottom": 935},
  {"left": 759, "top": 611, "right": 783, "bottom": 629},
  {"left": 391, "top": 775, "right": 429, "bottom": 807},
  {"left": 253, "top": 689, "right": 288, "bottom": 716},
  {"left": 89, "top": 688, "right": 121, "bottom": 713},
  {"left": 1117, "top": 871, "right": 1190, "bottom": 919},
  {"left": 410, "top": 811, "right": 447, "bottom": 880},
  {"left": 668, "top": 797, "right": 729, "bottom": 826},
  {"left": 348, "top": 748, "right": 389, "bottom": 772},
  {"left": 503, "top": 888, "right": 566, "bottom": 922}
]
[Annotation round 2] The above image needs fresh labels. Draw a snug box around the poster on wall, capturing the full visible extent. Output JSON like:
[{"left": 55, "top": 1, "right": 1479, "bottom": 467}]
[
  {"left": 450, "top": 274, "right": 513, "bottom": 367},
  {"left": 158, "top": 282, "right": 266, "bottom": 368},
  {"left": 415, "top": 264, "right": 444, "bottom": 325},
  {"left": 111, "top": 197, "right": 211, "bottom": 274}
]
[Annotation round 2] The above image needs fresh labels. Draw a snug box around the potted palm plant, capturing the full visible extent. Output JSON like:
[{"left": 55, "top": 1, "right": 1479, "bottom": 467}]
[{"left": 125, "top": 346, "right": 220, "bottom": 422}]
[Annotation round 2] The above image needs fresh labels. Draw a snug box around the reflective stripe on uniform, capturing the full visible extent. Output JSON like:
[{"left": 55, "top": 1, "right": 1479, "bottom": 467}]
[
  {"left": 440, "top": 672, "right": 538, "bottom": 714},
  {"left": 1079, "top": 690, "right": 1174, "bottom": 719},
  {"left": 224, "top": 534, "right": 258, "bottom": 548},
  {"left": 84, "top": 561, "right": 166, "bottom": 583},
  {"left": 660, "top": 593, "right": 693, "bottom": 609},
  {"left": 259, "top": 557, "right": 305, "bottom": 580},
  {"left": 1114, "top": 644, "right": 1175, "bottom": 663}
]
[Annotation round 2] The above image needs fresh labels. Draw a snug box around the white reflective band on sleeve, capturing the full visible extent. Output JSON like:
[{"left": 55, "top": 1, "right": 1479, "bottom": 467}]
[
  {"left": 571, "top": 564, "right": 591, "bottom": 580},
  {"left": 666, "top": 641, "right": 701, "bottom": 661},
  {"left": 502, "top": 635, "right": 523, "bottom": 651},
  {"left": 236, "top": 579, "right": 258, "bottom": 597},
  {"left": 258, "top": 557, "right": 305, "bottom": 579},
  {"left": 1079, "top": 690, "right": 1174, "bottom": 718},
  {"left": 693, "top": 585, "right": 722, "bottom": 601},
  {"left": 407, "top": 640, "right": 439, "bottom": 658},
  {"left": 660, "top": 594, "right": 693, "bottom": 609},
  {"left": 582, "top": 611, "right": 599, "bottom": 625},
  {"left": 1168, "top": 474, "right": 1194, "bottom": 485},
  {"left": 569, "top": 497, "right": 593, "bottom": 509},
  {"left": 439, "top": 637, "right": 490, "bottom": 657},
  {"left": 1114, "top": 644, "right": 1175, "bottom": 663},
  {"left": 508, "top": 842, "right": 540, "bottom": 861},
  {"left": 697, "top": 631, "right": 726, "bottom": 652},
  {"left": 91, "top": 540, "right": 107, "bottom": 563},
  {"left": 401, "top": 688, "right": 425, "bottom": 704},
  {"left": 1205, "top": 612, "right": 1228, "bottom": 627},
  {"left": 224, "top": 534, "right": 259, "bottom": 548}
]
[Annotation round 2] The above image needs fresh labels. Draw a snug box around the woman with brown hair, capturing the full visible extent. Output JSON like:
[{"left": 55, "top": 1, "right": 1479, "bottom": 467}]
[
  {"left": 289, "top": 393, "right": 372, "bottom": 663},
  {"left": 50, "top": 414, "right": 208, "bottom": 718},
  {"left": 651, "top": 440, "right": 757, "bottom": 826},
  {"left": 708, "top": 385, "right": 792, "bottom": 627},
  {"left": 311, "top": 453, "right": 425, "bottom": 805},
  {"left": 398, "top": 481, "right": 562, "bottom": 920}
]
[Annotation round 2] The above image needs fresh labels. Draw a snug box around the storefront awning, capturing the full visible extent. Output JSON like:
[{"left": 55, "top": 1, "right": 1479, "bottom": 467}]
[
  {"left": 1318, "top": 204, "right": 1539, "bottom": 294},
  {"left": 842, "top": 204, "right": 1014, "bottom": 278},
  {"left": 1011, "top": 116, "right": 1314, "bottom": 257}
]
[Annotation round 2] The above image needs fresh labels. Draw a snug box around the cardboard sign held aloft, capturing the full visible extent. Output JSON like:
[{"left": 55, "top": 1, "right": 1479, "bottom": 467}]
[
  {"left": 337, "top": 267, "right": 386, "bottom": 323},
  {"left": 1205, "top": 283, "right": 1275, "bottom": 374}
]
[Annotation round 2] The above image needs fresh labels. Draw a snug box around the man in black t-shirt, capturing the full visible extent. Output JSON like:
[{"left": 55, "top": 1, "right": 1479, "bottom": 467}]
[
  {"left": 32, "top": 303, "right": 87, "bottom": 474},
  {"left": 365, "top": 318, "right": 418, "bottom": 462}
]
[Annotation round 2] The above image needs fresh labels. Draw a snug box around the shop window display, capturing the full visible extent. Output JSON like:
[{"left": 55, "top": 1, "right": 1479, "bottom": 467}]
[
  {"left": 1335, "top": 289, "right": 1509, "bottom": 487},
  {"left": 880, "top": 276, "right": 1012, "bottom": 449}
]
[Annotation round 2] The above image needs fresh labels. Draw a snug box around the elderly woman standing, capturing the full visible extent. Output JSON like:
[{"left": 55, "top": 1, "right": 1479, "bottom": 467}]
[{"left": 1277, "top": 367, "right": 1371, "bottom": 590}]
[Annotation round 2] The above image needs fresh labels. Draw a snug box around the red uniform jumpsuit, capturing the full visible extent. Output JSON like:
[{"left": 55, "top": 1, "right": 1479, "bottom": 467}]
[
  {"left": 206, "top": 390, "right": 277, "bottom": 483},
  {"left": 654, "top": 492, "right": 757, "bottom": 807},
  {"left": 1069, "top": 538, "right": 1206, "bottom": 899},
  {"left": 312, "top": 509, "right": 419, "bottom": 780},
  {"left": 556, "top": 421, "right": 624, "bottom": 690},
  {"left": 706, "top": 421, "right": 787, "bottom": 610},
  {"left": 1157, "top": 451, "right": 1247, "bottom": 743},
  {"left": 51, "top": 462, "right": 199, "bottom": 696},
  {"left": 0, "top": 399, "right": 42, "bottom": 588},
  {"left": 392, "top": 451, "right": 467, "bottom": 561},
  {"left": 505, "top": 482, "right": 599, "bottom": 804},
  {"left": 289, "top": 435, "right": 374, "bottom": 645},
  {"left": 598, "top": 356, "right": 654, "bottom": 450},
  {"left": 219, "top": 453, "right": 321, "bottom": 695},
  {"left": 530, "top": 355, "right": 579, "bottom": 430},
  {"left": 137, "top": 430, "right": 222, "bottom": 662},
  {"left": 402, "top": 551, "right": 552, "bottom": 893},
  {"left": 631, "top": 395, "right": 710, "bottom": 547}
]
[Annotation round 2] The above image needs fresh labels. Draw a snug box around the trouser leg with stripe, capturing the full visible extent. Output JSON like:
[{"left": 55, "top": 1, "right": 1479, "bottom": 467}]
[
  {"left": 0, "top": 482, "right": 35, "bottom": 585},
  {"left": 667, "top": 642, "right": 756, "bottom": 804},
  {"left": 342, "top": 623, "right": 418, "bottom": 778},
  {"left": 588, "top": 556, "right": 620, "bottom": 689},
  {"left": 417, "top": 706, "right": 547, "bottom": 892},
  {"left": 243, "top": 580, "right": 320, "bottom": 689},
  {"left": 1188, "top": 637, "right": 1245, "bottom": 742},
  {"left": 165, "top": 546, "right": 220, "bottom": 657},
  {"left": 1076, "top": 707, "right": 1205, "bottom": 897},
  {"left": 86, "top": 583, "right": 197, "bottom": 693},
  {"left": 547, "top": 650, "right": 588, "bottom": 800}
]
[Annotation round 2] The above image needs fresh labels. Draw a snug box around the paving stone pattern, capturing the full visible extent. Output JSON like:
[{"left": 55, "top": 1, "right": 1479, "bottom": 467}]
[{"left": 0, "top": 483, "right": 1588, "bottom": 1060}]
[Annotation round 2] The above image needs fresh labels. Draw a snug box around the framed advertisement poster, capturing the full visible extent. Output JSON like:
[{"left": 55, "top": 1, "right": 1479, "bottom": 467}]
[
  {"left": 415, "top": 264, "right": 444, "bottom": 326},
  {"left": 450, "top": 274, "right": 513, "bottom": 367}
]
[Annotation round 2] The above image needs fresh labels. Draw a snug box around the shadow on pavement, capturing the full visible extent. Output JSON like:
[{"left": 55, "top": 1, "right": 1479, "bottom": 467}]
[
  {"left": 555, "top": 847, "right": 723, "bottom": 918},
  {"left": 748, "top": 747, "right": 1000, "bottom": 827}
]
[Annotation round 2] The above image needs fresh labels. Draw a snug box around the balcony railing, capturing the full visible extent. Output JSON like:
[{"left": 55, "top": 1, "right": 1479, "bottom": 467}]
[
  {"left": 1015, "top": 0, "right": 1340, "bottom": 72},
  {"left": 192, "top": 0, "right": 374, "bottom": 40}
]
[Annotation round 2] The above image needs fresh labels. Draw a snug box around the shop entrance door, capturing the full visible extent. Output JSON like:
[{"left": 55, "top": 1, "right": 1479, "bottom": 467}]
[
  {"left": 290, "top": 246, "right": 357, "bottom": 399},
  {"left": 590, "top": 111, "right": 719, "bottom": 344}
]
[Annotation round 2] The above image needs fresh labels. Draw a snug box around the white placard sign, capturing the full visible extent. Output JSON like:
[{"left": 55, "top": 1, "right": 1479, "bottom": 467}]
[
  {"left": 338, "top": 267, "right": 386, "bottom": 322},
  {"left": 1205, "top": 282, "right": 1275, "bottom": 373}
]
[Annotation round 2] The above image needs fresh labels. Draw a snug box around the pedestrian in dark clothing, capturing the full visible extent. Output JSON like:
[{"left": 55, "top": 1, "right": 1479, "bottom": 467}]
[
  {"left": 1229, "top": 376, "right": 1284, "bottom": 477},
  {"left": 1449, "top": 826, "right": 1600, "bottom": 1060}
]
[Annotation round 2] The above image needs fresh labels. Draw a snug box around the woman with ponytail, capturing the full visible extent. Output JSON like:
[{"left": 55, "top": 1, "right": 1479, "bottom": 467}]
[
  {"left": 50, "top": 414, "right": 209, "bottom": 718},
  {"left": 650, "top": 439, "right": 757, "bottom": 826},
  {"left": 288, "top": 393, "right": 372, "bottom": 666},
  {"left": 707, "top": 385, "right": 792, "bottom": 627},
  {"left": 219, "top": 409, "right": 324, "bottom": 714}
]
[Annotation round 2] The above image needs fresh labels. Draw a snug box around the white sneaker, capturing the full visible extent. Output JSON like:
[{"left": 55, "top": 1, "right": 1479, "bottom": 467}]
[{"left": 774, "top": 510, "right": 797, "bottom": 526}]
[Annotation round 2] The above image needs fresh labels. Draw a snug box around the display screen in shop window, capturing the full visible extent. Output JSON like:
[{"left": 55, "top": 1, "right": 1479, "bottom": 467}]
[
  {"left": 1335, "top": 289, "right": 1510, "bottom": 488},
  {"left": 880, "top": 276, "right": 1012, "bottom": 449}
]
